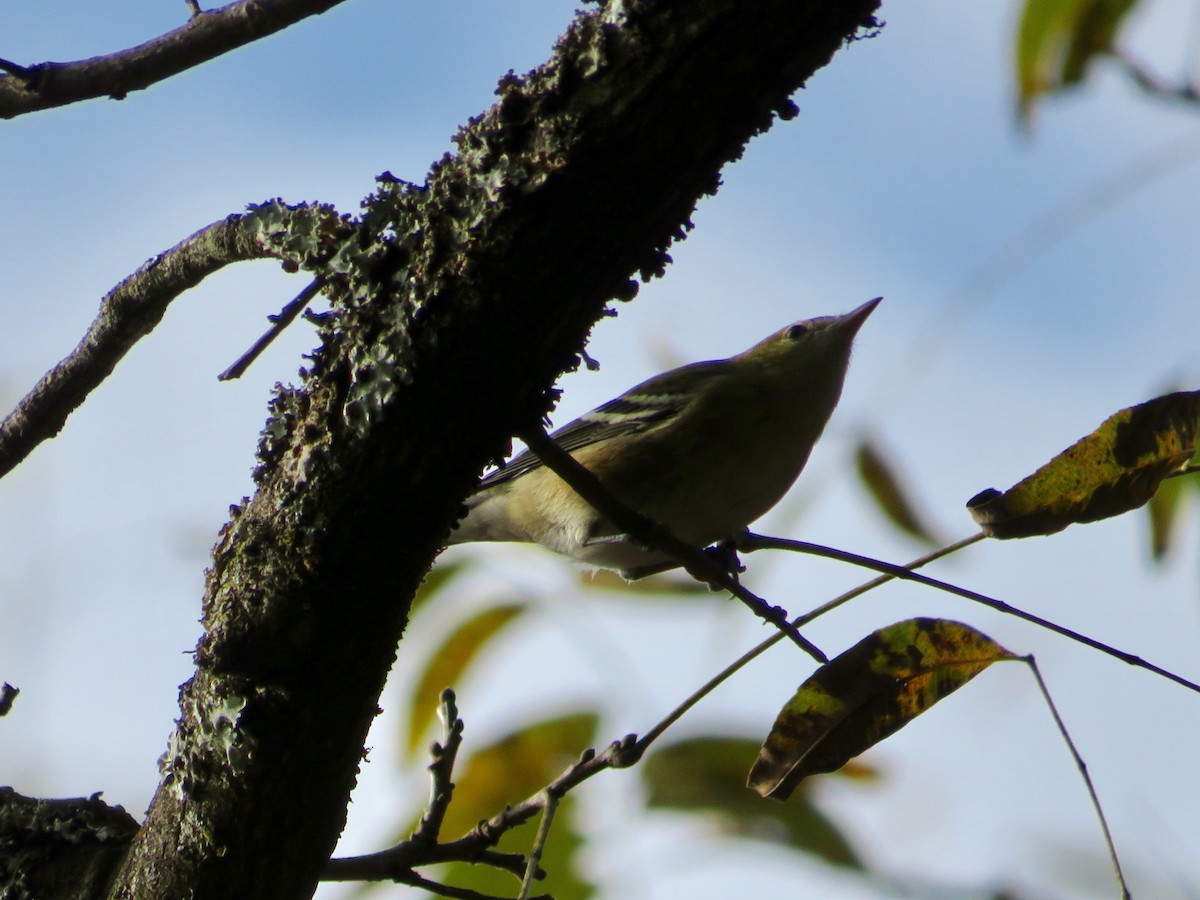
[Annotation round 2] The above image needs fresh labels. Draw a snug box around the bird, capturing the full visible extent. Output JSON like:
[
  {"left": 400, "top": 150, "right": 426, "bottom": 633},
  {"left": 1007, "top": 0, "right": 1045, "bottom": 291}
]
[{"left": 448, "top": 298, "right": 880, "bottom": 579}]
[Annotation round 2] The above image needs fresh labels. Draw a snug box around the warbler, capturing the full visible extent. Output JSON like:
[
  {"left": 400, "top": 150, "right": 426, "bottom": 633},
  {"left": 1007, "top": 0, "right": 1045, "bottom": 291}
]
[{"left": 449, "top": 298, "right": 880, "bottom": 578}]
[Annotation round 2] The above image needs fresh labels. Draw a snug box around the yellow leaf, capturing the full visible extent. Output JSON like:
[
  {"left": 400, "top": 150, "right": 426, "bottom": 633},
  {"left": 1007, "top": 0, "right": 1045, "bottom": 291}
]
[
  {"left": 404, "top": 603, "right": 525, "bottom": 758},
  {"left": 1015, "top": 0, "right": 1138, "bottom": 124},
  {"left": 967, "top": 391, "right": 1200, "bottom": 539},
  {"left": 855, "top": 437, "right": 940, "bottom": 546}
]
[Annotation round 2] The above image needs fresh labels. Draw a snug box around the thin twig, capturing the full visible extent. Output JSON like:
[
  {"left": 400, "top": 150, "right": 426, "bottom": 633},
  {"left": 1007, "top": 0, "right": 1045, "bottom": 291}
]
[
  {"left": 0, "top": 57, "right": 33, "bottom": 80},
  {"left": 518, "top": 790, "right": 558, "bottom": 900},
  {"left": 391, "top": 869, "right": 549, "bottom": 900},
  {"left": 336, "top": 536, "right": 981, "bottom": 885},
  {"left": 742, "top": 533, "right": 1200, "bottom": 695},
  {"left": 324, "top": 690, "right": 531, "bottom": 883},
  {"left": 327, "top": 737, "right": 641, "bottom": 883},
  {"left": 517, "top": 425, "right": 827, "bottom": 662},
  {"left": 791, "top": 531, "right": 986, "bottom": 625},
  {"left": 412, "top": 689, "right": 464, "bottom": 845},
  {"left": 323, "top": 843, "right": 529, "bottom": 883},
  {"left": 333, "top": 529, "right": 979, "bottom": 881},
  {"left": 635, "top": 534, "right": 981, "bottom": 752},
  {"left": 456, "top": 736, "right": 641, "bottom": 849},
  {"left": 1022, "top": 656, "right": 1130, "bottom": 899},
  {"left": 0, "top": 0, "right": 353, "bottom": 119},
  {"left": 1113, "top": 48, "right": 1200, "bottom": 105},
  {"left": 219, "top": 278, "right": 323, "bottom": 381}
]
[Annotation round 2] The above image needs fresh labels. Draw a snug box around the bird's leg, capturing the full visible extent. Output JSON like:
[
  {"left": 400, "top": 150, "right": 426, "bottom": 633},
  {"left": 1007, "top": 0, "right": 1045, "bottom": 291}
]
[{"left": 701, "top": 537, "right": 745, "bottom": 581}]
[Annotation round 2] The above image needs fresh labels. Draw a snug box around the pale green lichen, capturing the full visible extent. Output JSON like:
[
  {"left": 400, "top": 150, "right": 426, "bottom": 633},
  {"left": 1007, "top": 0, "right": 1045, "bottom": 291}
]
[{"left": 160, "top": 690, "right": 257, "bottom": 802}]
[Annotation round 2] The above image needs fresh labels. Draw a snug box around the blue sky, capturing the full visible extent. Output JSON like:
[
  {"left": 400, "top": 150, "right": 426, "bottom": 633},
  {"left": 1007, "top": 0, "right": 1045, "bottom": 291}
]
[{"left": 2, "top": 1, "right": 1200, "bottom": 898}]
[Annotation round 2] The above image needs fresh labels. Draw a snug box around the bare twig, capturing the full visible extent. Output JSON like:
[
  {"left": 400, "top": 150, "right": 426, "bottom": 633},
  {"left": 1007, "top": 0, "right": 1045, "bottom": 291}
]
[
  {"left": 790, "top": 532, "right": 986, "bottom": 625},
  {"left": 322, "top": 533, "right": 987, "bottom": 890},
  {"left": 518, "top": 790, "right": 559, "bottom": 900},
  {"left": 0, "top": 0, "right": 353, "bottom": 119},
  {"left": 219, "top": 278, "right": 323, "bottom": 380},
  {"left": 412, "top": 690, "right": 464, "bottom": 847},
  {"left": 0, "top": 57, "right": 34, "bottom": 80},
  {"left": 456, "top": 735, "right": 642, "bottom": 848},
  {"left": 326, "top": 736, "right": 641, "bottom": 882},
  {"left": 1113, "top": 49, "right": 1200, "bottom": 105},
  {"left": 635, "top": 535, "right": 981, "bottom": 751},
  {"left": 390, "top": 870, "right": 549, "bottom": 900},
  {"left": 1022, "top": 656, "right": 1130, "bottom": 900},
  {"left": 0, "top": 214, "right": 275, "bottom": 481},
  {"left": 516, "top": 425, "right": 828, "bottom": 662},
  {"left": 741, "top": 533, "right": 1200, "bottom": 695},
  {"left": 323, "top": 842, "right": 528, "bottom": 884},
  {"left": 323, "top": 691, "right": 536, "bottom": 885}
]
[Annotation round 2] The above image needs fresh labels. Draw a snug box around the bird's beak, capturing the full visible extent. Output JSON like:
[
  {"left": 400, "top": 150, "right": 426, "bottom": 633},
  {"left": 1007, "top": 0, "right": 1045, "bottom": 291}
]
[{"left": 838, "top": 296, "right": 882, "bottom": 336}]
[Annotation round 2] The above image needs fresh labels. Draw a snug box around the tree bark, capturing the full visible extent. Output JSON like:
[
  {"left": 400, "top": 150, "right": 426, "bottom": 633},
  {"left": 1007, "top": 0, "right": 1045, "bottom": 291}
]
[{"left": 100, "top": 1, "right": 881, "bottom": 896}]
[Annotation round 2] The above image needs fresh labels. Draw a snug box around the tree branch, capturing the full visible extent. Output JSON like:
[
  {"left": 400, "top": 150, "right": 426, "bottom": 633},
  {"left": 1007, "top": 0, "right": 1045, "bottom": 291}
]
[
  {"left": 217, "top": 277, "right": 324, "bottom": 381},
  {"left": 0, "top": 200, "right": 350, "bottom": 481},
  {"left": 740, "top": 533, "right": 1200, "bottom": 695},
  {"left": 96, "top": 2, "right": 881, "bottom": 896},
  {"left": 1112, "top": 49, "right": 1200, "bottom": 106},
  {"left": 0, "top": 212, "right": 279, "bottom": 480},
  {"left": 0, "top": 0, "right": 351, "bottom": 119},
  {"left": 326, "top": 733, "right": 641, "bottom": 887},
  {"left": 0, "top": 787, "right": 138, "bottom": 898}
]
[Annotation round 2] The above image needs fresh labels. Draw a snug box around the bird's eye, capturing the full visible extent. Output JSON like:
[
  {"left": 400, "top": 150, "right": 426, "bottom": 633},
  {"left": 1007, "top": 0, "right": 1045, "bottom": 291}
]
[{"left": 785, "top": 323, "right": 809, "bottom": 340}]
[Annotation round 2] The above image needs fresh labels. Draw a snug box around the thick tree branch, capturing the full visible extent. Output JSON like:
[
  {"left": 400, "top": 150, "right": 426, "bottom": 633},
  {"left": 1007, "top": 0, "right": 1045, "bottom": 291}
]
[
  {"left": 0, "top": 0, "right": 350, "bottom": 119},
  {"left": 96, "top": 2, "right": 881, "bottom": 897},
  {"left": 0, "top": 788, "right": 138, "bottom": 899},
  {"left": 0, "top": 210, "right": 292, "bottom": 480}
]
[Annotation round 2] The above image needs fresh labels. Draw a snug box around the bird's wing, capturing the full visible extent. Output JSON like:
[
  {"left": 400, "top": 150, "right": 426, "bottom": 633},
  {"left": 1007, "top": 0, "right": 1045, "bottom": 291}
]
[{"left": 474, "top": 359, "right": 730, "bottom": 491}]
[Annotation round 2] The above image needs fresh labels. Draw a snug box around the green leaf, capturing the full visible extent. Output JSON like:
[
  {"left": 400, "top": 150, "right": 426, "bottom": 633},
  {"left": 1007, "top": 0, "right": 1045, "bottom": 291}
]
[
  {"left": 1015, "top": 0, "right": 1138, "bottom": 123},
  {"left": 854, "top": 437, "right": 940, "bottom": 546},
  {"left": 967, "top": 391, "right": 1200, "bottom": 539},
  {"left": 404, "top": 603, "right": 526, "bottom": 758},
  {"left": 643, "top": 736, "right": 866, "bottom": 871},
  {"left": 1146, "top": 465, "right": 1187, "bottom": 561},
  {"left": 749, "top": 618, "right": 1014, "bottom": 800},
  {"left": 1146, "top": 429, "right": 1200, "bottom": 561}
]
